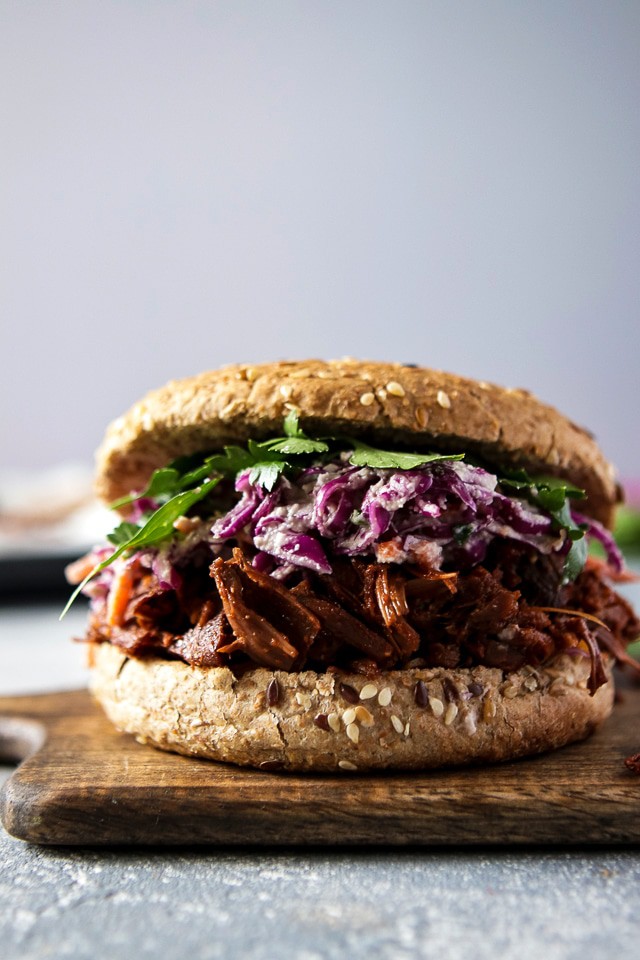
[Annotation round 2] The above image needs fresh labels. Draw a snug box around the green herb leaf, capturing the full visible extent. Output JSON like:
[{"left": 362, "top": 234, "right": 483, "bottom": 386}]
[
  {"left": 563, "top": 534, "right": 589, "bottom": 582},
  {"left": 263, "top": 410, "right": 329, "bottom": 455},
  {"left": 284, "top": 408, "right": 302, "bottom": 438},
  {"left": 205, "top": 445, "right": 256, "bottom": 476},
  {"left": 248, "top": 462, "right": 283, "bottom": 490},
  {"left": 60, "top": 477, "right": 220, "bottom": 619},
  {"left": 348, "top": 441, "right": 465, "bottom": 470},
  {"left": 109, "top": 466, "right": 183, "bottom": 510},
  {"left": 453, "top": 523, "right": 473, "bottom": 545},
  {"left": 106, "top": 521, "right": 140, "bottom": 546},
  {"left": 264, "top": 436, "right": 330, "bottom": 456},
  {"left": 499, "top": 469, "right": 588, "bottom": 581}
]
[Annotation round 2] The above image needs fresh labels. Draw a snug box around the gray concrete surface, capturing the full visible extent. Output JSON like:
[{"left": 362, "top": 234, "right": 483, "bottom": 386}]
[
  {"left": 1, "top": 801, "right": 639, "bottom": 960},
  {"left": 2, "top": 593, "right": 640, "bottom": 960}
]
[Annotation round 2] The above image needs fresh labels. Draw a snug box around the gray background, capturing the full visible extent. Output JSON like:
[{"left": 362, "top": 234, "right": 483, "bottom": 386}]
[{"left": 2, "top": 1, "right": 639, "bottom": 478}]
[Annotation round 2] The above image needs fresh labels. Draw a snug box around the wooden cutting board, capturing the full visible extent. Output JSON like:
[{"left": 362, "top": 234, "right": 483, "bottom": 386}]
[{"left": 1, "top": 679, "right": 639, "bottom": 847}]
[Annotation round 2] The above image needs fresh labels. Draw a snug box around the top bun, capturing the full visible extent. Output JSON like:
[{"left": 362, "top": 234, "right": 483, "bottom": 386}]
[{"left": 95, "top": 359, "right": 619, "bottom": 526}]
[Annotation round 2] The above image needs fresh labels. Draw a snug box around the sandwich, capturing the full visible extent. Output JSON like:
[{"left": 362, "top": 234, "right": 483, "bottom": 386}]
[{"left": 65, "top": 359, "right": 640, "bottom": 772}]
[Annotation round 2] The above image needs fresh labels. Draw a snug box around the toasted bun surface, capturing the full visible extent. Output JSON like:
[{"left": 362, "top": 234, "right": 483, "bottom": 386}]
[
  {"left": 90, "top": 643, "right": 613, "bottom": 772},
  {"left": 95, "top": 360, "right": 618, "bottom": 525}
]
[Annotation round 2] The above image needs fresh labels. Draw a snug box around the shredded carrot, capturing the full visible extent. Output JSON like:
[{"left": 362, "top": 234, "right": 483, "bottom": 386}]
[{"left": 106, "top": 562, "right": 135, "bottom": 627}]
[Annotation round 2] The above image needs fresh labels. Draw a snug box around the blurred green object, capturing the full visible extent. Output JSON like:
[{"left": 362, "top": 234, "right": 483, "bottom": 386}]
[{"left": 614, "top": 505, "right": 640, "bottom": 553}]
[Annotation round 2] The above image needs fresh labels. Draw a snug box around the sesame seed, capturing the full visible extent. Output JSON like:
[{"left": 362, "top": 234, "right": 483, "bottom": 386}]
[
  {"left": 327, "top": 713, "right": 341, "bottom": 732},
  {"left": 430, "top": 697, "right": 444, "bottom": 718},
  {"left": 502, "top": 684, "right": 518, "bottom": 699},
  {"left": 338, "top": 760, "right": 358, "bottom": 771},
  {"left": 376, "top": 387, "right": 387, "bottom": 401},
  {"left": 359, "top": 683, "right": 378, "bottom": 700},
  {"left": 437, "top": 390, "right": 451, "bottom": 409},
  {"left": 386, "top": 380, "right": 405, "bottom": 398},
  {"left": 355, "top": 705, "right": 374, "bottom": 727},
  {"left": 245, "top": 367, "right": 257, "bottom": 382},
  {"left": 378, "top": 687, "right": 393, "bottom": 707},
  {"left": 359, "top": 392, "right": 375, "bottom": 406},
  {"left": 342, "top": 707, "right": 357, "bottom": 725},
  {"left": 444, "top": 702, "right": 458, "bottom": 726},
  {"left": 346, "top": 722, "right": 360, "bottom": 743},
  {"left": 403, "top": 722, "right": 410, "bottom": 737},
  {"left": 483, "top": 699, "right": 497, "bottom": 721},
  {"left": 390, "top": 715, "right": 404, "bottom": 734},
  {"left": 219, "top": 401, "right": 238, "bottom": 419},
  {"left": 415, "top": 407, "right": 429, "bottom": 428},
  {"left": 463, "top": 713, "right": 478, "bottom": 736},
  {"left": 279, "top": 384, "right": 293, "bottom": 400}
]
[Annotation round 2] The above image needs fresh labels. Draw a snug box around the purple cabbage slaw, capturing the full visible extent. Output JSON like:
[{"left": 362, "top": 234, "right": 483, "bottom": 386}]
[
  {"left": 209, "top": 457, "right": 576, "bottom": 580},
  {"left": 80, "top": 457, "right": 623, "bottom": 603}
]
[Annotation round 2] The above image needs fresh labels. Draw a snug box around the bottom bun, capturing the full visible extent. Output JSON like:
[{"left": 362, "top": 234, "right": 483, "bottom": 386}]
[{"left": 89, "top": 642, "right": 615, "bottom": 772}]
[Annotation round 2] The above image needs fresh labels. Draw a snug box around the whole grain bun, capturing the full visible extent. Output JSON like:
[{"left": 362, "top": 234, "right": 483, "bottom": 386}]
[
  {"left": 90, "top": 642, "right": 614, "bottom": 773},
  {"left": 95, "top": 360, "right": 618, "bottom": 525}
]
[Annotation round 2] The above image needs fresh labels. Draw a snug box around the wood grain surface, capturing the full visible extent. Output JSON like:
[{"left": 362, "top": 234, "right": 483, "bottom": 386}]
[{"left": 1, "top": 679, "right": 639, "bottom": 847}]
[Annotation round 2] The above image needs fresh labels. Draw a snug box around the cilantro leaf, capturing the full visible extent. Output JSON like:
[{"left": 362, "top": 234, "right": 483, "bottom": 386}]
[
  {"left": 106, "top": 521, "right": 140, "bottom": 546},
  {"left": 264, "top": 436, "right": 330, "bottom": 455},
  {"left": 284, "top": 408, "right": 303, "bottom": 438},
  {"left": 348, "top": 441, "right": 464, "bottom": 470},
  {"left": 263, "top": 410, "right": 329, "bottom": 455},
  {"left": 248, "top": 462, "right": 283, "bottom": 490},
  {"left": 204, "top": 445, "right": 257, "bottom": 478}
]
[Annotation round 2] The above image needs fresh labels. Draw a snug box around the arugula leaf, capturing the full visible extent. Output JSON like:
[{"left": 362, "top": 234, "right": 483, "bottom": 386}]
[
  {"left": 349, "top": 441, "right": 464, "bottom": 470},
  {"left": 109, "top": 466, "right": 183, "bottom": 510},
  {"left": 60, "top": 477, "right": 220, "bottom": 619}
]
